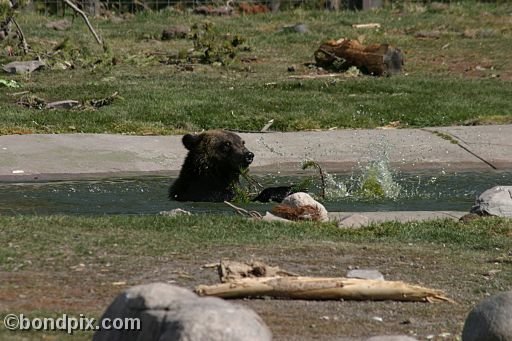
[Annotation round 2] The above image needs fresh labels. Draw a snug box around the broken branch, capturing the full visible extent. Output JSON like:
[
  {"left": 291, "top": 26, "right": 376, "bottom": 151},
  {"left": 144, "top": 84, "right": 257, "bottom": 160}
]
[
  {"left": 62, "top": 0, "right": 103, "bottom": 46},
  {"left": 10, "top": 17, "right": 28, "bottom": 54},
  {"left": 223, "top": 201, "right": 262, "bottom": 218}
]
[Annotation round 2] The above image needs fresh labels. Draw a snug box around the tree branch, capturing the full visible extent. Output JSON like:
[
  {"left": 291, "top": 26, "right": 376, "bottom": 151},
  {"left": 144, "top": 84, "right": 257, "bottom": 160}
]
[
  {"left": 10, "top": 17, "right": 28, "bottom": 54},
  {"left": 62, "top": 0, "right": 103, "bottom": 46}
]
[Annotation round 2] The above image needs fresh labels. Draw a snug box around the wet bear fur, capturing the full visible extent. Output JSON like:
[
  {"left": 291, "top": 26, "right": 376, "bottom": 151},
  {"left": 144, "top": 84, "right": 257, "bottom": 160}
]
[{"left": 169, "top": 130, "right": 254, "bottom": 202}]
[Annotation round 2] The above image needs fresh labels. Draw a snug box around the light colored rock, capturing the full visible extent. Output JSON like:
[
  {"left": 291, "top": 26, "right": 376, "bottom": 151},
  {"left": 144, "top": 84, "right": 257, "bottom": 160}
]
[
  {"left": 3, "top": 60, "right": 45, "bottom": 74},
  {"left": 366, "top": 336, "right": 418, "bottom": 341},
  {"left": 462, "top": 291, "right": 512, "bottom": 341},
  {"left": 337, "top": 214, "right": 370, "bottom": 228},
  {"left": 346, "top": 269, "right": 384, "bottom": 281},
  {"left": 281, "top": 192, "right": 329, "bottom": 222},
  {"left": 93, "top": 282, "right": 272, "bottom": 341},
  {"left": 159, "top": 208, "right": 192, "bottom": 216},
  {"left": 470, "top": 186, "right": 512, "bottom": 217}
]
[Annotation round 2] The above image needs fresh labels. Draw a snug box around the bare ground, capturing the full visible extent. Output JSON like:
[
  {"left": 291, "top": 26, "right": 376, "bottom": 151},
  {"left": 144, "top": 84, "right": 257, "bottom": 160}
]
[{"left": 2, "top": 241, "right": 510, "bottom": 340}]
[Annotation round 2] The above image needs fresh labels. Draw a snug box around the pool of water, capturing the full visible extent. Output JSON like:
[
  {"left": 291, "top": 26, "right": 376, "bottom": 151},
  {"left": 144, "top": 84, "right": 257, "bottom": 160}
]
[{"left": 1, "top": 171, "right": 511, "bottom": 216}]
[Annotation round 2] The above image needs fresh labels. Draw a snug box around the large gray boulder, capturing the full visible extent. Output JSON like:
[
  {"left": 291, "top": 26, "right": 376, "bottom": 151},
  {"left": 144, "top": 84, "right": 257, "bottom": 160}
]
[
  {"left": 93, "top": 282, "right": 272, "bottom": 341},
  {"left": 462, "top": 291, "right": 512, "bottom": 341},
  {"left": 471, "top": 186, "right": 512, "bottom": 217}
]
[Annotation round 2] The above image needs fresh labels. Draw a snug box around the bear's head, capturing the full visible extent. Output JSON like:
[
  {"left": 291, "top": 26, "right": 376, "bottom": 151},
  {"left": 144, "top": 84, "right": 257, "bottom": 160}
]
[{"left": 182, "top": 130, "right": 254, "bottom": 172}]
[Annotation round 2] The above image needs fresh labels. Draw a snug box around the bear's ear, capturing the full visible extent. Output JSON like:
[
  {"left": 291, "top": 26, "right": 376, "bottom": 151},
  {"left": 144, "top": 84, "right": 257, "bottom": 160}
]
[{"left": 182, "top": 134, "right": 201, "bottom": 150}]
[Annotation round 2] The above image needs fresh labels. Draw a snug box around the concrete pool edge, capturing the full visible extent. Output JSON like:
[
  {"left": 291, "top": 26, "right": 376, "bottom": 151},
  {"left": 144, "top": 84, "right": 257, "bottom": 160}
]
[
  {"left": 329, "top": 211, "right": 467, "bottom": 224},
  {"left": 0, "top": 125, "right": 511, "bottom": 180}
]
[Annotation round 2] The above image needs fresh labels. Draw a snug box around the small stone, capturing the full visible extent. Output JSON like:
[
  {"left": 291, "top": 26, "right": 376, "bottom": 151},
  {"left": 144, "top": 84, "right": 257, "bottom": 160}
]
[
  {"left": 292, "top": 23, "right": 308, "bottom": 33},
  {"left": 366, "top": 336, "right": 418, "bottom": 341},
  {"left": 282, "top": 23, "right": 308, "bottom": 34},
  {"left": 347, "top": 269, "right": 384, "bottom": 281},
  {"left": 159, "top": 208, "right": 192, "bottom": 216},
  {"left": 462, "top": 291, "right": 512, "bottom": 341}
]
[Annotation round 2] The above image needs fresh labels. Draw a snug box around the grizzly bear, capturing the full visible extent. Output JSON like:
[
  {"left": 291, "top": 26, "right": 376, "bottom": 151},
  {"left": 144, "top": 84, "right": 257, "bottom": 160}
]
[{"left": 169, "top": 130, "right": 254, "bottom": 202}]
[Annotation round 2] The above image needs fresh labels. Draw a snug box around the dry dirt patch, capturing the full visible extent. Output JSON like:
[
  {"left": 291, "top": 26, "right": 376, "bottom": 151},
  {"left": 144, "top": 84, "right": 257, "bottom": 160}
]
[{"left": 1, "top": 242, "right": 510, "bottom": 340}]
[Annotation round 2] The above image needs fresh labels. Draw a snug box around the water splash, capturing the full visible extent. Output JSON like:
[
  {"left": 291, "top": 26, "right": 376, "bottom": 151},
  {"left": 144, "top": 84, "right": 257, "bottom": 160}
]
[
  {"left": 324, "top": 172, "right": 349, "bottom": 200},
  {"left": 304, "top": 139, "right": 403, "bottom": 201},
  {"left": 353, "top": 158, "right": 402, "bottom": 200}
]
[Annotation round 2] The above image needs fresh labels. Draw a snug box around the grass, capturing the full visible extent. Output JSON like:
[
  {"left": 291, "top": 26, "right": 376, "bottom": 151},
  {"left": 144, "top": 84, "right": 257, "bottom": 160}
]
[
  {"left": 2, "top": 2, "right": 512, "bottom": 338},
  {"left": 1, "top": 215, "right": 511, "bottom": 340},
  {"left": 1, "top": 2, "right": 512, "bottom": 134},
  {"left": 1, "top": 215, "right": 511, "bottom": 269}
]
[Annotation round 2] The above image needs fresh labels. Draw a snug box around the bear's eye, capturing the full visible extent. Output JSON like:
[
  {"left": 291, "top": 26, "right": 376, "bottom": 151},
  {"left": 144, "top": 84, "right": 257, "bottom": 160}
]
[{"left": 222, "top": 141, "right": 232, "bottom": 152}]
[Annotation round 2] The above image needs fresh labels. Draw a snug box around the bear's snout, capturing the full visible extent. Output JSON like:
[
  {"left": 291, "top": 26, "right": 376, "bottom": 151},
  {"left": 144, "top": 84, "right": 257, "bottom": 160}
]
[{"left": 244, "top": 151, "right": 254, "bottom": 165}]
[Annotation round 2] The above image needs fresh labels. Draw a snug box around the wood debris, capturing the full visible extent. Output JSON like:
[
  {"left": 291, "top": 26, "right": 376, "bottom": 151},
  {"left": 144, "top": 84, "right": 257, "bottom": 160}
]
[
  {"left": 197, "top": 260, "right": 453, "bottom": 303},
  {"left": 314, "top": 38, "right": 404, "bottom": 76},
  {"left": 196, "top": 275, "right": 453, "bottom": 303}
]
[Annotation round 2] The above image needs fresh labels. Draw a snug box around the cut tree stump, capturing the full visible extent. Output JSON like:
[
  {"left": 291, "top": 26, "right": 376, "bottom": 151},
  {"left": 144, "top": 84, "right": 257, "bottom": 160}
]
[
  {"left": 195, "top": 276, "right": 452, "bottom": 303},
  {"left": 314, "top": 38, "right": 404, "bottom": 76}
]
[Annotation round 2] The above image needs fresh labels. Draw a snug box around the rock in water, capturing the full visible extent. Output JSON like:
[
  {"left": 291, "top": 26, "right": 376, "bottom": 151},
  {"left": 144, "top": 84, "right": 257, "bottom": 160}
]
[
  {"left": 462, "top": 291, "right": 512, "bottom": 341},
  {"left": 93, "top": 282, "right": 272, "bottom": 341},
  {"left": 470, "top": 186, "right": 512, "bottom": 217},
  {"left": 271, "top": 192, "right": 329, "bottom": 222}
]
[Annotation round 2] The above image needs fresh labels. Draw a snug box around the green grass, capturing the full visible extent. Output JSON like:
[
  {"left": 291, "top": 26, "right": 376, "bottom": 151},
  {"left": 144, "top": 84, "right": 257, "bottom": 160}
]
[
  {"left": 1, "top": 2, "right": 512, "bottom": 134},
  {"left": 1, "top": 215, "right": 511, "bottom": 269}
]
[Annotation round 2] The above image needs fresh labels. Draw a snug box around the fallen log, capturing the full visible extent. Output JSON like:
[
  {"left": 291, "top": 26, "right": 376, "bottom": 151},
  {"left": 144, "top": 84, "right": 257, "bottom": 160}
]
[
  {"left": 195, "top": 276, "right": 452, "bottom": 303},
  {"left": 314, "top": 38, "right": 404, "bottom": 76}
]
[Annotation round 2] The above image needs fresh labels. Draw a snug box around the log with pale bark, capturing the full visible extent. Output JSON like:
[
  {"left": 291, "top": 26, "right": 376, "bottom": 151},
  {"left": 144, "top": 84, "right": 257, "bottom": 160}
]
[
  {"left": 195, "top": 276, "right": 453, "bottom": 303},
  {"left": 314, "top": 38, "right": 404, "bottom": 76}
]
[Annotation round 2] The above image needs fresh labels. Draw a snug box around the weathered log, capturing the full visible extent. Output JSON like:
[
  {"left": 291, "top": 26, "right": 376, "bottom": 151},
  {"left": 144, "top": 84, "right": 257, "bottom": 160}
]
[
  {"left": 314, "top": 38, "right": 404, "bottom": 76},
  {"left": 195, "top": 276, "right": 452, "bottom": 303}
]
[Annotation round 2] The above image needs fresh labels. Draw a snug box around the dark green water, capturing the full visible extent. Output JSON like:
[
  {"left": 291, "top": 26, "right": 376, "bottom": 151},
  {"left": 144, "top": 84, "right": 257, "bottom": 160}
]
[{"left": 1, "top": 171, "right": 511, "bottom": 216}]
